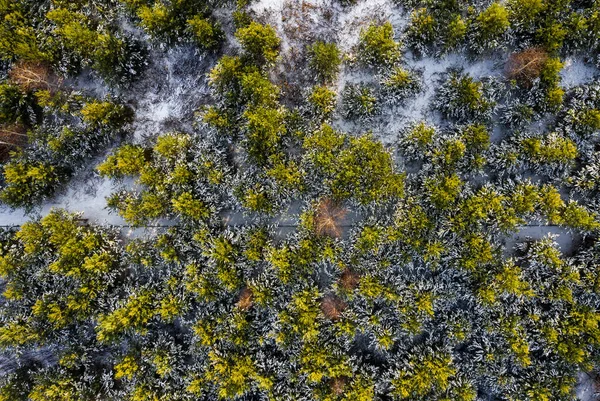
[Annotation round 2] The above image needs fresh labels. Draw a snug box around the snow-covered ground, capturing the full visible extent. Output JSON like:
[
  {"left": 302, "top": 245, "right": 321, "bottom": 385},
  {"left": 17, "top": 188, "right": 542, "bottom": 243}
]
[
  {"left": 0, "top": 0, "right": 588, "bottom": 284},
  {"left": 335, "top": 0, "right": 409, "bottom": 52},
  {"left": 561, "top": 57, "right": 599, "bottom": 89},
  {"left": 0, "top": 0, "right": 595, "bottom": 240},
  {"left": 0, "top": 175, "right": 122, "bottom": 226},
  {"left": 249, "top": 0, "right": 505, "bottom": 143},
  {"left": 0, "top": 44, "right": 215, "bottom": 227},
  {"left": 343, "top": 53, "right": 501, "bottom": 143},
  {"left": 503, "top": 225, "right": 580, "bottom": 255},
  {"left": 125, "top": 46, "right": 213, "bottom": 143},
  {"left": 578, "top": 372, "right": 599, "bottom": 401},
  {"left": 0, "top": 1, "right": 588, "bottom": 224}
]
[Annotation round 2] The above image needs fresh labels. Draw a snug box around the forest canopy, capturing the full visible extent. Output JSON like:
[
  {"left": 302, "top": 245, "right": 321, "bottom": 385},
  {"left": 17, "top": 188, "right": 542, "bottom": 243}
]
[{"left": 1, "top": 0, "right": 600, "bottom": 400}]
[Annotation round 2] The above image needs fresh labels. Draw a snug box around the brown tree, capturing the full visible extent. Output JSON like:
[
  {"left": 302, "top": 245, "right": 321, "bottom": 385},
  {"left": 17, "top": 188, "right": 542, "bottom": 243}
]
[
  {"left": 330, "top": 376, "right": 349, "bottom": 396},
  {"left": 314, "top": 198, "right": 348, "bottom": 238},
  {"left": 338, "top": 268, "right": 360, "bottom": 291},
  {"left": 505, "top": 48, "right": 548, "bottom": 87},
  {"left": 8, "top": 61, "right": 62, "bottom": 92},
  {"left": 236, "top": 287, "right": 254, "bottom": 311},
  {"left": 320, "top": 294, "right": 347, "bottom": 321},
  {"left": 0, "top": 125, "right": 27, "bottom": 161}
]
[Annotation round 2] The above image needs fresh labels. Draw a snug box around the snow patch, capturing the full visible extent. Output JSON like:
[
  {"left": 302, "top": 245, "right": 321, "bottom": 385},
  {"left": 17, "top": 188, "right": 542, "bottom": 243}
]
[
  {"left": 332, "top": 52, "right": 502, "bottom": 143},
  {"left": 250, "top": 0, "right": 408, "bottom": 61},
  {"left": 64, "top": 71, "right": 111, "bottom": 99},
  {"left": 0, "top": 206, "right": 28, "bottom": 226},
  {"left": 0, "top": 176, "right": 124, "bottom": 226},
  {"left": 40, "top": 177, "right": 125, "bottom": 225},
  {"left": 561, "top": 58, "right": 598, "bottom": 88},
  {"left": 503, "top": 225, "right": 579, "bottom": 255},
  {"left": 250, "top": 0, "right": 289, "bottom": 13},
  {"left": 127, "top": 46, "right": 212, "bottom": 143},
  {"left": 576, "top": 371, "right": 598, "bottom": 401},
  {"left": 398, "top": 53, "right": 499, "bottom": 123}
]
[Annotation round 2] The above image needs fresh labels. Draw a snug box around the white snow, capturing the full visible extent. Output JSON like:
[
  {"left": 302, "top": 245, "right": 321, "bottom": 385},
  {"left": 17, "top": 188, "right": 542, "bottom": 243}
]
[
  {"left": 561, "top": 58, "right": 598, "bottom": 89},
  {"left": 576, "top": 371, "right": 598, "bottom": 401},
  {"left": 250, "top": 0, "right": 408, "bottom": 58},
  {"left": 400, "top": 53, "right": 499, "bottom": 122},
  {"left": 249, "top": 0, "right": 289, "bottom": 13},
  {"left": 0, "top": 206, "right": 28, "bottom": 226},
  {"left": 332, "top": 52, "right": 502, "bottom": 143},
  {"left": 39, "top": 177, "right": 125, "bottom": 224},
  {"left": 337, "top": 0, "right": 408, "bottom": 52},
  {"left": 128, "top": 46, "right": 212, "bottom": 143},
  {"left": 0, "top": 176, "right": 124, "bottom": 227},
  {"left": 0, "top": 45, "right": 216, "bottom": 228},
  {"left": 502, "top": 225, "right": 579, "bottom": 256},
  {"left": 65, "top": 72, "right": 111, "bottom": 99},
  {"left": 132, "top": 93, "right": 184, "bottom": 142},
  {"left": 0, "top": 174, "right": 180, "bottom": 235},
  {"left": 253, "top": 0, "right": 333, "bottom": 56}
]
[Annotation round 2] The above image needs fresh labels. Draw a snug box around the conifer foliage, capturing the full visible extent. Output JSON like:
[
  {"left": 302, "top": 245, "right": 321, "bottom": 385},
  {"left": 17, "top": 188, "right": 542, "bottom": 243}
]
[{"left": 1, "top": 0, "right": 600, "bottom": 400}]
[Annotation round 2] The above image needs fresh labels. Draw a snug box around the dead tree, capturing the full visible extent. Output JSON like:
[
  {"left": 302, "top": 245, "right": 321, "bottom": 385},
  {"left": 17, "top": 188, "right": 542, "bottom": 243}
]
[
  {"left": 338, "top": 269, "right": 360, "bottom": 291},
  {"left": 314, "top": 198, "right": 348, "bottom": 238},
  {"left": 0, "top": 125, "right": 28, "bottom": 161},
  {"left": 8, "top": 61, "right": 62, "bottom": 92},
  {"left": 329, "top": 376, "right": 349, "bottom": 396},
  {"left": 505, "top": 47, "right": 548, "bottom": 87},
  {"left": 320, "top": 294, "right": 347, "bottom": 321},
  {"left": 236, "top": 287, "right": 254, "bottom": 311}
]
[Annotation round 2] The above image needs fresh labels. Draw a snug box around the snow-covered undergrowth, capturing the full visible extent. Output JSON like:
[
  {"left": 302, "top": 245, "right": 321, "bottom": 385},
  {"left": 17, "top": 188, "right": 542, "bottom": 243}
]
[
  {"left": 1, "top": 0, "right": 600, "bottom": 399},
  {"left": 1, "top": 0, "right": 594, "bottom": 278},
  {"left": 0, "top": 45, "right": 216, "bottom": 227},
  {"left": 246, "top": 0, "right": 598, "bottom": 252},
  {"left": 125, "top": 46, "right": 214, "bottom": 143},
  {"left": 332, "top": 53, "right": 502, "bottom": 142},
  {"left": 2, "top": 0, "right": 596, "bottom": 231},
  {"left": 0, "top": 0, "right": 597, "bottom": 259}
]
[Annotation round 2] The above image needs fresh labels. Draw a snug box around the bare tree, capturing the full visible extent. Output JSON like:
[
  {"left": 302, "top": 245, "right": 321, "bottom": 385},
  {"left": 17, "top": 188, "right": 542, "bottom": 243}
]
[
  {"left": 8, "top": 61, "right": 62, "bottom": 92},
  {"left": 338, "top": 268, "right": 360, "bottom": 291},
  {"left": 505, "top": 48, "right": 548, "bottom": 87},
  {"left": 0, "top": 125, "right": 27, "bottom": 161},
  {"left": 236, "top": 287, "right": 254, "bottom": 311},
  {"left": 320, "top": 294, "right": 347, "bottom": 321},
  {"left": 314, "top": 198, "right": 348, "bottom": 238}
]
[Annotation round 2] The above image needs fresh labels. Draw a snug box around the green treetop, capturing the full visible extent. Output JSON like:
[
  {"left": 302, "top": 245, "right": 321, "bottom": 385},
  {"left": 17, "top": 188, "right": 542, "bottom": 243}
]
[
  {"left": 308, "top": 41, "right": 342, "bottom": 83},
  {"left": 235, "top": 22, "right": 281, "bottom": 65},
  {"left": 358, "top": 21, "right": 401, "bottom": 66}
]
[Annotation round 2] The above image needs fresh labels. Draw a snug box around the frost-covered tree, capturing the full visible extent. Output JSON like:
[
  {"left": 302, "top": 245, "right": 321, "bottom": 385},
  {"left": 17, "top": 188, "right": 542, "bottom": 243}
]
[
  {"left": 235, "top": 21, "right": 281, "bottom": 65},
  {"left": 46, "top": 7, "right": 146, "bottom": 84},
  {"left": 472, "top": 2, "right": 510, "bottom": 50},
  {"left": 434, "top": 71, "right": 498, "bottom": 122},
  {"left": 357, "top": 21, "right": 400, "bottom": 67},
  {"left": 308, "top": 41, "right": 342, "bottom": 83}
]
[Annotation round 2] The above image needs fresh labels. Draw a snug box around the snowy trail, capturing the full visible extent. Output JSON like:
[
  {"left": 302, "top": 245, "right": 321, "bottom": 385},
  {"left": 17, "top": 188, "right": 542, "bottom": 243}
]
[{"left": 0, "top": 175, "right": 124, "bottom": 226}]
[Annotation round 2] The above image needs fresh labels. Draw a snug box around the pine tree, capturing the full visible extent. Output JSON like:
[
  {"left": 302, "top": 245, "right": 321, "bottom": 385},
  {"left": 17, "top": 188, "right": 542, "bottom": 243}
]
[
  {"left": 235, "top": 22, "right": 281, "bottom": 65},
  {"left": 358, "top": 21, "right": 400, "bottom": 67},
  {"left": 308, "top": 41, "right": 342, "bottom": 83}
]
